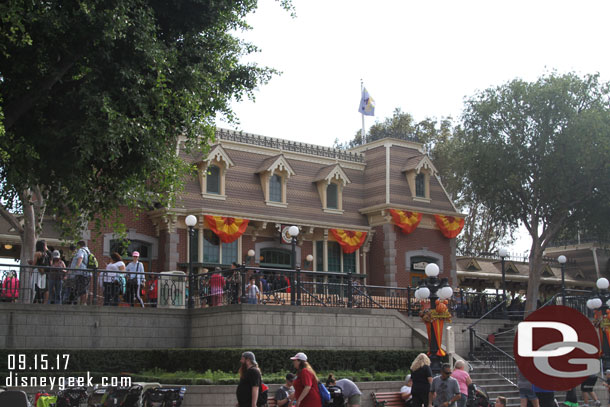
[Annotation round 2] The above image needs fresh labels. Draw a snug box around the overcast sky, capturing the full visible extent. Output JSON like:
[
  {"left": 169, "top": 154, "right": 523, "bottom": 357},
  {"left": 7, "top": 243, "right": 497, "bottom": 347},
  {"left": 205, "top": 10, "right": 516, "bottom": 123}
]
[{"left": 216, "top": 0, "right": 610, "bottom": 255}]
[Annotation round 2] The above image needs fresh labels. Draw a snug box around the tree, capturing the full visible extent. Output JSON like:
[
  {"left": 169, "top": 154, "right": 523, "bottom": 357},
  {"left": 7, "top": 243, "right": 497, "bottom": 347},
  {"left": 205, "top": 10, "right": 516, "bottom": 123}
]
[
  {"left": 0, "top": 0, "right": 290, "bottom": 299},
  {"left": 341, "top": 109, "right": 516, "bottom": 255},
  {"left": 459, "top": 72, "right": 610, "bottom": 312}
]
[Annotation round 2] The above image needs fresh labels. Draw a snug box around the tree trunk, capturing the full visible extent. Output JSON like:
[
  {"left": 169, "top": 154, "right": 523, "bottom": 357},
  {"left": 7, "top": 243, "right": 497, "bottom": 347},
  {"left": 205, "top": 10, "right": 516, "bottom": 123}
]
[
  {"left": 525, "top": 241, "right": 544, "bottom": 315},
  {"left": 20, "top": 190, "right": 38, "bottom": 304}
]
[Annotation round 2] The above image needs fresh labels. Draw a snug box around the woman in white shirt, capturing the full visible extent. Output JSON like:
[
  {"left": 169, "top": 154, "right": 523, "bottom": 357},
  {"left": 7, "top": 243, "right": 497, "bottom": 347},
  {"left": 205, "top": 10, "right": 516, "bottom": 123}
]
[
  {"left": 401, "top": 374, "right": 413, "bottom": 407},
  {"left": 104, "top": 252, "right": 125, "bottom": 306}
]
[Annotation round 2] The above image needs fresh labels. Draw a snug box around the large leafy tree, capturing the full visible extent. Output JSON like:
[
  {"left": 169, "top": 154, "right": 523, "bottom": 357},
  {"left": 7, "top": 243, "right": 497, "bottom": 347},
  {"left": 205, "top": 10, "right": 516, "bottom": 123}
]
[
  {"left": 459, "top": 72, "right": 610, "bottom": 312},
  {"left": 341, "top": 109, "right": 516, "bottom": 255},
  {"left": 0, "top": 0, "right": 288, "bottom": 296}
]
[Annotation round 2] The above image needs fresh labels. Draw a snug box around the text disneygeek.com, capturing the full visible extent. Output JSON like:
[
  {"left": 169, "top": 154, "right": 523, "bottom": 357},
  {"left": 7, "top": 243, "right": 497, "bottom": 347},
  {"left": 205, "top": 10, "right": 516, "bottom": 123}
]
[{"left": 5, "top": 371, "right": 132, "bottom": 391}]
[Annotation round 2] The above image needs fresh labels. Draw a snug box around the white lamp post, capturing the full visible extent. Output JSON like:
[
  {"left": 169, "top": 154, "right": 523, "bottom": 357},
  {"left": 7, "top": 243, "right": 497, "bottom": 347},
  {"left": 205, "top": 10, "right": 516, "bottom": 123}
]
[{"left": 185, "top": 215, "right": 198, "bottom": 309}]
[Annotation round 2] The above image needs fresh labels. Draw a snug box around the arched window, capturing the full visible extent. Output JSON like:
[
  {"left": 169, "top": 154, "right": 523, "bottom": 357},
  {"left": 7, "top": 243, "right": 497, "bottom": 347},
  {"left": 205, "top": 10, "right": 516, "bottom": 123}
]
[
  {"left": 206, "top": 165, "right": 221, "bottom": 194},
  {"left": 269, "top": 174, "right": 283, "bottom": 202},
  {"left": 327, "top": 183, "right": 338, "bottom": 209}
]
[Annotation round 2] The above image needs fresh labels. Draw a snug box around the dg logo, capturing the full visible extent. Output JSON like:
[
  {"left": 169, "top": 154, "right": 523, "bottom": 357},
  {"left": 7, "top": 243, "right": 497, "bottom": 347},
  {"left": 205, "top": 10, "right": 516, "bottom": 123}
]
[{"left": 514, "top": 305, "right": 601, "bottom": 391}]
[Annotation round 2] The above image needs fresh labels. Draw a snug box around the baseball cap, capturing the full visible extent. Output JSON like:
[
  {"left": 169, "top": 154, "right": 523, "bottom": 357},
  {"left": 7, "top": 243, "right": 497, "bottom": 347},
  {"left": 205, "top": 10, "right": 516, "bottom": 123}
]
[
  {"left": 290, "top": 352, "right": 307, "bottom": 361},
  {"left": 52, "top": 250, "right": 61, "bottom": 259},
  {"left": 242, "top": 351, "right": 257, "bottom": 364},
  {"left": 286, "top": 373, "right": 297, "bottom": 381},
  {"left": 132, "top": 251, "right": 140, "bottom": 257},
  {"left": 605, "top": 370, "right": 610, "bottom": 374}
]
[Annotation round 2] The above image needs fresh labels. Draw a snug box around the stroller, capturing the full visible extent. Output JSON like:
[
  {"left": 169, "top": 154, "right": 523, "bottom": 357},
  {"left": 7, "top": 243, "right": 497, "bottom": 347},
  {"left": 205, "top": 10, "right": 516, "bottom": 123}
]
[
  {"left": 325, "top": 385, "right": 345, "bottom": 407},
  {"left": 102, "top": 384, "right": 143, "bottom": 407},
  {"left": 142, "top": 387, "right": 187, "bottom": 407},
  {"left": 55, "top": 386, "right": 89, "bottom": 407},
  {"left": 467, "top": 383, "right": 491, "bottom": 407}
]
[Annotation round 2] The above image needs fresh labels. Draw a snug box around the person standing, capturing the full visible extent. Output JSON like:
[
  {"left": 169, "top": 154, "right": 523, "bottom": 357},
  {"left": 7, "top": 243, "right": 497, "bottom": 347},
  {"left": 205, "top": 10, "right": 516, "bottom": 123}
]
[
  {"left": 125, "top": 251, "right": 145, "bottom": 307},
  {"left": 581, "top": 374, "right": 601, "bottom": 407},
  {"left": 104, "top": 252, "right": 125, "bottom": 306},
  {"left": 517, "top": 367, "right": 539, "bottom": 407},
  {"left": 410, "top": 353, "right": 433, "bottom": 407},
  {"left": 29, "top": 240, "right": 51, "bottom": 303},
  {"left": 275, "top": 373, "right": 296, "bottom": 407},
  {"left": 210, "top": 267, "right": 226, "bottom": 306},
  {"left": 291, "top": 352, "right": 321, "bottom": 407},
  {"left": 451, "top": 360, "right": 472, "bottom": 407},
  {"left": 48, "top": 250, "right": 66, "bottom": 304},
  {"left": 236, "top": 351, "right": 261, "bottom": 407},
  {"left": 246, "top": 277, "right": 260, "bottom": 304},
  {"left": 70, "top": 240, "right": 91, "bottom": 305},
  {"left": 429, "top": 363, "right": 461, "bottom": 407},
  {"left": 326, "top": 374, "right": 362, "bottom": 407}
]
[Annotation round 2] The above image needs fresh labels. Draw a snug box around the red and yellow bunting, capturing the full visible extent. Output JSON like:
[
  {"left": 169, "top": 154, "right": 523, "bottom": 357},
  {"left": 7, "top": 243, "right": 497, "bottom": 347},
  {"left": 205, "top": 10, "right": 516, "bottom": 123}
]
[
  {"left": 329, "top": 229, "right": 367, "bottom": 254},
  {"left": 434, "top": 215, "right": 465, "bottom": 239},
  {"left": 204, "top": 215, "right": 249, "bottom": 243},
  {"left": 389, "top": 209, "right": 422, "bottom": 234}
]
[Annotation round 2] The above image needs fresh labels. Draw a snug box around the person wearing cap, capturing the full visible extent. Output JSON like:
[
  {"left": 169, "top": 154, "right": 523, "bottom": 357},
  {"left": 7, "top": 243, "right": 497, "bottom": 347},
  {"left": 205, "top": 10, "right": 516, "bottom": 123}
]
[
  {"left": 401, "top": 374, "right": 413, "bottom": 406},
  {"left": 237, "top": 351, "right": 261, "bottom": 407},
  {"left": 290, "top": 352, "right": 321, "bottom": 407},
  {"left": 125, "top": 251, "right": 145, "bottom": 307},
  {"left": 275, "top": 373, "right": 297, "bottom": 407},
  {"left": 48, "top": 249, "right": 66, "bottom": 304}
]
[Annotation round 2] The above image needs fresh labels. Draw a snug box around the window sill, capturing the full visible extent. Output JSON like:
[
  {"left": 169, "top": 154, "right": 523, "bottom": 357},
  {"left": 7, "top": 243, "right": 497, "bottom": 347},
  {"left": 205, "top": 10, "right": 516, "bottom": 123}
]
[
  {"left": 265, "top": 201, "right": 288, "bottom": 208},
  {"left": 323, "top": 208, "right": 345, "bottom": 215},
  {"left": 412, "top": 197, "right": 431, "bottom": 203},
  {"left": 201, "top": 193, "right": 226, "bottom": 201}
]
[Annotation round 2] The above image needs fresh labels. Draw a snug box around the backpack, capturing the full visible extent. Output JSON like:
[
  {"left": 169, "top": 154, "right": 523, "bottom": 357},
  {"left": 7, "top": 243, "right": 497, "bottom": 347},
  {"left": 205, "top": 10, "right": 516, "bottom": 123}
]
[
  {"left": 318, "top": 382, "right": 331, "bottom": 406},
  {"left": 83, "top": 248, "right": 99, "bottom": 269},
  {"left": 257, "top": 383, "right": 269, "bottom": 407}
]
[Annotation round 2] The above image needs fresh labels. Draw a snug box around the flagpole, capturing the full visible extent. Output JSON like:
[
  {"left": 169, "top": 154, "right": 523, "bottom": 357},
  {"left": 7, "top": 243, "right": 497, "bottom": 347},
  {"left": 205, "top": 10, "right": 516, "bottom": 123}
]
[{"left": 360, "top": 80, "right": 365, "bottom": 143}]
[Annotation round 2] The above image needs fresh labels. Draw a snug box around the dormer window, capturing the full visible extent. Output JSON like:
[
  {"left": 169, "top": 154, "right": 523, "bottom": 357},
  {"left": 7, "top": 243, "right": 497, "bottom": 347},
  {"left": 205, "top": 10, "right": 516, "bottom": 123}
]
[
  {"left": 314, "top": 164, "right": 351, "bottom": 214},
  {"left": 415, "top": 173, "right": 426, "bottom": 198},
  {"left": 197, "top": 145, "right": 234, "bottom": 200},
  {"left": 403, "top": 154, "right": 436, "bottom": 202},
  {"left": 269, "top": 174, "right": 283, "bottom": 202},
  {"left": 206, "top": 165, "right": 221, "bottom": 194},
  {"left": 256, "top": 154, "right": 295, "bottom": 208},
  {"left": 327, "top": 183, "right": 338, "bottom": 209}
]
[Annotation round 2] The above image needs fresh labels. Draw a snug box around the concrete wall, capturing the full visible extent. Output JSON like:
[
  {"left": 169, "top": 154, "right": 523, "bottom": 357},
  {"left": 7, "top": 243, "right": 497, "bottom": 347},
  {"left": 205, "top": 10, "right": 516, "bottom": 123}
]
[{"left": 0, "top": 302, "right": 510, "bottom": 356}]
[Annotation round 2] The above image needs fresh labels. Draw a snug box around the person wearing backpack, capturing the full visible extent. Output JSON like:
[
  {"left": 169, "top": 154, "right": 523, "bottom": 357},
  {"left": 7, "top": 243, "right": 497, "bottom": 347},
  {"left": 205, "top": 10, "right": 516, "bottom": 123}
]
[
  {"left": 290, "top": 352, "right": 322, "bottom": 407},
  {"left": 236, "top": 351, "right": 262, "bottom": 407},
  {"left": 70, "top": 240, "right": 92, "bottom": 305},
  {"left": 125, "top": 251, "right": 145, "bottom": 307}
]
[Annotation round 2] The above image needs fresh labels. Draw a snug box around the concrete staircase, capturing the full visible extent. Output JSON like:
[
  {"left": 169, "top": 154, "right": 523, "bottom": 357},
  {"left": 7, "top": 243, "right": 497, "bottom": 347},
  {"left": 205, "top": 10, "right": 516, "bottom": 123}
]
[{"left": 467, "top": 322, "right": 565, "bottom": 407}]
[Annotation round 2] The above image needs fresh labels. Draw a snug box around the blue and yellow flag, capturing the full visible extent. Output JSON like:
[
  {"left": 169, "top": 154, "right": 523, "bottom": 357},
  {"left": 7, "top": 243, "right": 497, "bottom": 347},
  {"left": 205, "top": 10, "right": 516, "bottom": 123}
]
[{"left": 358, "top": 87, "right": 375, "bottom": 116}]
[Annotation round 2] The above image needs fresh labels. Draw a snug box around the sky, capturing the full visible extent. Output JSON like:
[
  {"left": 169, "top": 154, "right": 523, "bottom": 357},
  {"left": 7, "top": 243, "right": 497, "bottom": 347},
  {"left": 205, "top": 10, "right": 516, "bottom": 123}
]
[{"left": 216, "top": 0, "right": 610, "bottom": 256}]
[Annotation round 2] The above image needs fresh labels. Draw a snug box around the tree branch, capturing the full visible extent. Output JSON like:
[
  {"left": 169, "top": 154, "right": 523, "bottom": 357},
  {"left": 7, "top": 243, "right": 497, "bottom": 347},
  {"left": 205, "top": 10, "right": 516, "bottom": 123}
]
[{"left": 0, "top": 203, "right": 24, "bottom": 235}]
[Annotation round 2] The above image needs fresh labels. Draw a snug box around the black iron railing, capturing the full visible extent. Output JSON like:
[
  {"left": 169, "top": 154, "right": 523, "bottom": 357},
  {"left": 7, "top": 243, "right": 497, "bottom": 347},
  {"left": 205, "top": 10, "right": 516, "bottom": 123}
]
[{"left": 469, "top": 329, "right": 517, "bottom": 386}]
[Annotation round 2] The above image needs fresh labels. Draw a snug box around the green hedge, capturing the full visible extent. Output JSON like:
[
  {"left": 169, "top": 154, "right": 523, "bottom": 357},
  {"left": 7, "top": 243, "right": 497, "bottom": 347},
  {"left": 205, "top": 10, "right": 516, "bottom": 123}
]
[{"left": 0, "top": 349, "right": 425, "bottom": 374}]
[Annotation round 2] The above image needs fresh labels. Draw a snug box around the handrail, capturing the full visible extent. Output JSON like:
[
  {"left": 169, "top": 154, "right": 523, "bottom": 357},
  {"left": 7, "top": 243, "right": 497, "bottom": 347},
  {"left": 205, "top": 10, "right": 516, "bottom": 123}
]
[
  {"left": 352, "top": 285, "right": 385, "bottom": 309},
  {"left": 471, "top": 330, "right": 515, "bottom": 361},
  {"left": 462, "top": 299, "right": 507, "bottom": 332},
  {"left": 297, "top": 284, "right": 328, "bottom": 307}
]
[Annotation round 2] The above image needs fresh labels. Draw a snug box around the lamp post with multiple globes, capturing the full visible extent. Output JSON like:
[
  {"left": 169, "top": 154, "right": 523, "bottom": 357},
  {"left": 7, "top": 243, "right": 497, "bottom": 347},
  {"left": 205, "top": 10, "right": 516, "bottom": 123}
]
[
  {"left": 185, "top": 215, "right": 198, "bottom": 309},
  {"left": 586, "top": 277, "right": 610, "bottom": 370},
  {"left": 414, "top": 263, "right": 453, "bottom": 374}
]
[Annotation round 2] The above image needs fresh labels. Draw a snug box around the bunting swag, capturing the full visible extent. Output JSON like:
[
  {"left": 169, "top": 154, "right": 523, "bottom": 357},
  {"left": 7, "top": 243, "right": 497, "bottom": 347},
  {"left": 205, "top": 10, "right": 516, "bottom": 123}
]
[
  {"left": 329, "top": 229, "right": 367, "bottom": 254},
  {"left": 204, "top": 215, "right": 249, "bottom": 243},
  {"left": 389, "top": 209, "right": 422, "bottom": 234},
  {"left": 434, "top": 215, "right": 465, "bottom": 239}
]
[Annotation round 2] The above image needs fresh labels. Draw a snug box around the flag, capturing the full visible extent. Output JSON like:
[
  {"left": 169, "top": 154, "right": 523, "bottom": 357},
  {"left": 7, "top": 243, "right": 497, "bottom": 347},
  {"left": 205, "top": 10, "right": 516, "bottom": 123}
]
[{"left": 358, "top": 87, "right": 375, "bottom": 116}]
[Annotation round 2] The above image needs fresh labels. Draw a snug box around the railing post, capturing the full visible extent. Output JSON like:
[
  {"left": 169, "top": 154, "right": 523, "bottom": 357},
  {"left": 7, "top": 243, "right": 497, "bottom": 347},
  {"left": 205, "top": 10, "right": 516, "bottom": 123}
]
[
  {"left": 290, "top": 270, "right": 296, "bottom": 306},
  {"left": 240, "top": 263, "right": 247, "bottom": 304},
  {"left": 469, "top": 327, "right": 474, "bottom": 359},
  {"left": 92, "top": 268, "right": 98, "bottom": 306},
  {"left": 407, "top": 286, "right": 412, "bottom": 315},
  {"left": 296, "top": 267, "right": 301, "bottom": 306},
  {"left": 347, "top": 272, "right": 353, "bottom": 308}
]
